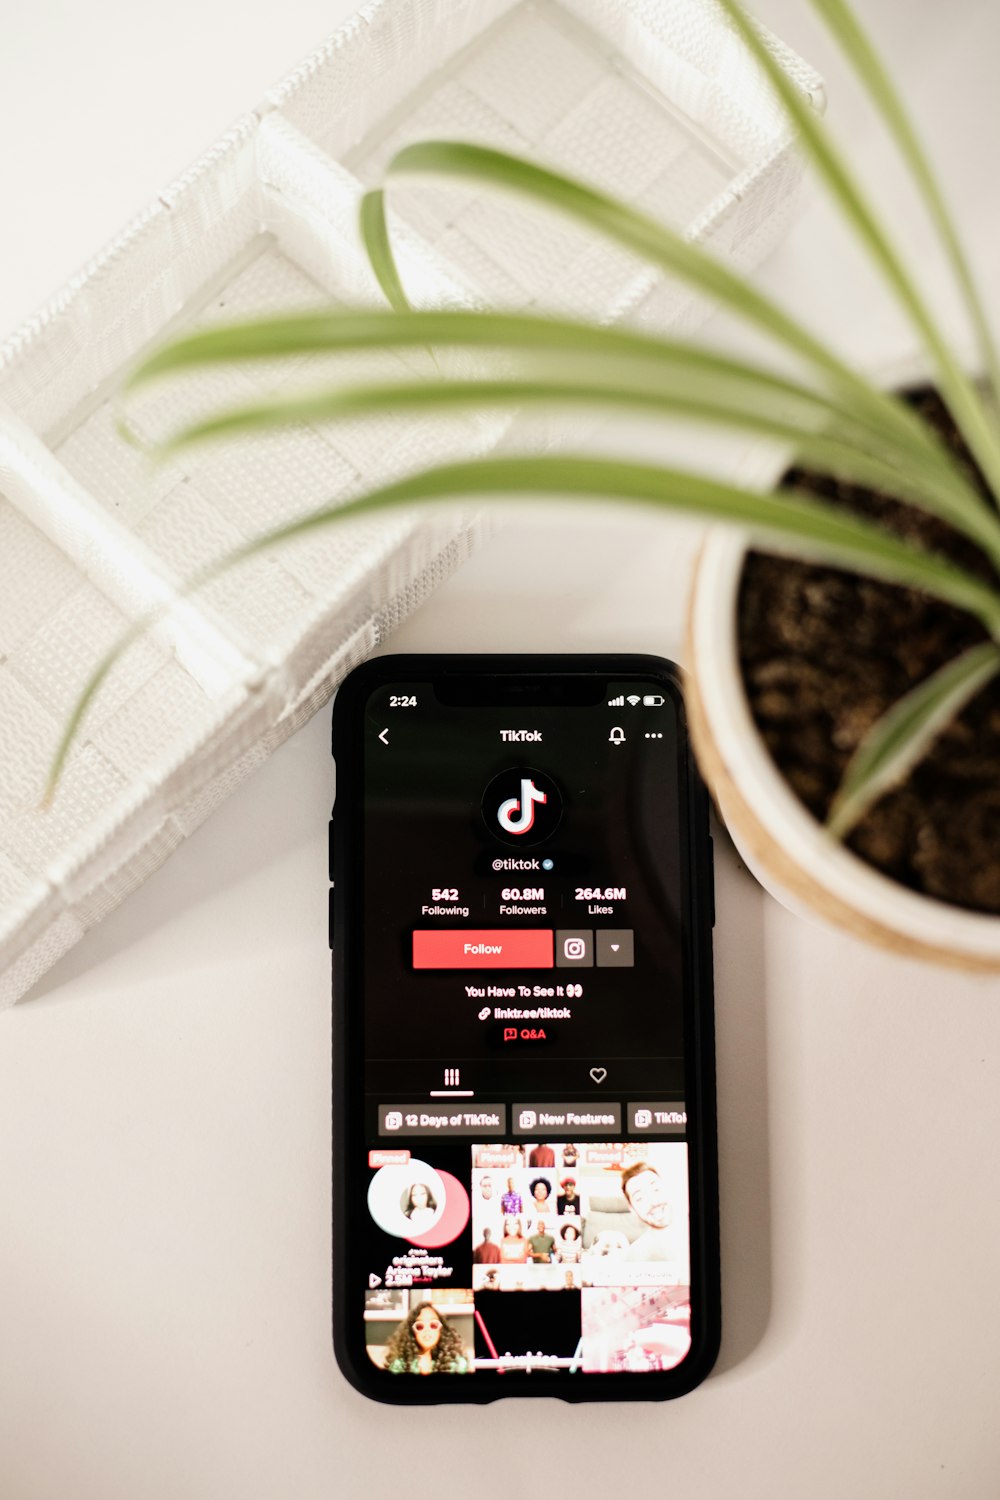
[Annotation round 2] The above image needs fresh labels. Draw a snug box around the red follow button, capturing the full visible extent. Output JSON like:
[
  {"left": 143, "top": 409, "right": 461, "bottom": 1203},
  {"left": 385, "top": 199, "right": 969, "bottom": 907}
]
[{"left": 412, "top": 928, "right": 554, "bottom": 970}]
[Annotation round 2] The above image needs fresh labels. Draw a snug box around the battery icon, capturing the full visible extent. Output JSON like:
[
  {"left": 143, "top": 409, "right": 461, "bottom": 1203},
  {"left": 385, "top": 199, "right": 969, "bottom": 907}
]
[{"left": 642, "top": 694, "right": 665, "bottom": 706}]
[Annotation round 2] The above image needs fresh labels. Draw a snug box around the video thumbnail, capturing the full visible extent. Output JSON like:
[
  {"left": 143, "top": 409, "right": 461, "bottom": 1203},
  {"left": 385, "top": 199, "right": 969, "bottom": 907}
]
[
  {"left": 364, "top": 1287, "right": 475, "bottom": 1375},
  {"left": 581, "top": 1286, "right": 691, "bottom": 1373},
  {"left": 470, "top": 1140, "right": 689, "bottom": 1290},
  {"left": 362, "top": 1139, "right": 693, "bottom": 1377}
]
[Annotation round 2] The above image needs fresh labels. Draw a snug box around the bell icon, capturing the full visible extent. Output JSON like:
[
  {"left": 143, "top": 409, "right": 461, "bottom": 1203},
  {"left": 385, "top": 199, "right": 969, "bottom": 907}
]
[{"left": 609, "top": 726, "right": 626, "bottom": 745}]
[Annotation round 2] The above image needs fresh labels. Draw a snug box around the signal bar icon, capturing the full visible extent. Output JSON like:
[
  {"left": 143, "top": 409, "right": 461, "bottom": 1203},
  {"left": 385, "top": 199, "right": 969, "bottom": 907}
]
[{"left": 608, "top": 694, "right": 624, "bottom": 706}]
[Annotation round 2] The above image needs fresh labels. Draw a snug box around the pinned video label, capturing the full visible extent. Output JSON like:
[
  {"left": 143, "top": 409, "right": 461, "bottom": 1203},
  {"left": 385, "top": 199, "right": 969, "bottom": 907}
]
[{"left": 368, "top": 1148, "right": 412, "bottom": 1167}]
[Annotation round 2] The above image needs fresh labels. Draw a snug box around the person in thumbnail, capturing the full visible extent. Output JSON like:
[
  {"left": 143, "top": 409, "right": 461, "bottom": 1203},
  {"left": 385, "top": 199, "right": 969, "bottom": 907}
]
[
  {"left": 500, "top": 1215, "right": 529, "bottom": 1263},
  {"left": 402, "top": 1181, "right": 438, "bottom": 1232},
  {"left": 478, "top": 1176, "right": 494, "bottom": 1202},
  {"left": 529, "top": 1143, "right": 555, "bottom": 1167},
  {"left": 500, "top": 1176, "right": 523, "bottom": 1214},
  {"left": 473, "top": 1226, "right": 501, "bottom": 1263},
  {"left": 561, "top": 1144, "right": 579, "bottom": 1168},
  {"left": 558, "top": 1178, "right": 581, "bottom": 1216},
  {"left": 528, "top": 1219, "right": 556, "bottom": 1264},
  {"left": 529, "top": 1177, "right": 553, "bottom": 1214},
  {"left": 384, "top": 1302, "right": 469, "bottom": 1375},
  {"left": 556, "top": 1221, "right": 582, "bottom": 1264},
  {"left": 620, "top": 1161, "right": 686, "bottom": 1269}
]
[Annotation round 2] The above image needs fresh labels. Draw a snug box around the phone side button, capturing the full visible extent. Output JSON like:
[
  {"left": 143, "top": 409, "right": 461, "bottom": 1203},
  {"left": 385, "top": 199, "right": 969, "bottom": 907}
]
[
  {"left": 329, "top": 886, "right": 336, "bottom": 949},
  {"left": 328, "top": 817, "right": 335, "bottom": 882},
  {"left": 708, "top": 835, "right": 716, "bottom": 928}
]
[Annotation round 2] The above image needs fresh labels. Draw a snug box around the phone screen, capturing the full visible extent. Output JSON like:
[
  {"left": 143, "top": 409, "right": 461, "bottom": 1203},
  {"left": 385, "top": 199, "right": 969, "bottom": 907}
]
[{"left": 334, "top": 658, "right": 716, "bottom": 1395}]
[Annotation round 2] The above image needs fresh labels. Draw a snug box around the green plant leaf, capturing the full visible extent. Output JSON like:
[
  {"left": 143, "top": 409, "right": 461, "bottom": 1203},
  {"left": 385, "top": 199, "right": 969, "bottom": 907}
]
[
  {"left": 153, "top": 369, "right": 1000, "bottom": 560},
  {"left": 43, "top": 453, "right": 1000, "bottom": 804},
  {"left": 827, "top": 640, "right": 1000, "bottom": 838},
  {"left": 40, "top": 622, "right": 147, "bottom": 810},
  {"left": 807, "top": 0, "right": 1000, "bottom": 411},
  {"left": 121, "top": 308, "right": 854, "bottom": 433},
  {"left": 124, "top": 306, "right": 896, "bottom": 460},
  {"left": 123, "top": 308, "right": 997, "bottom": 553},
  {"left": 713, "top": 0, "right": 1000, "bottom": 523},
  {"left": 359, "top": 190, "right": 413, "bottom": 313},
  {"left": 376, "top": 142, "right": 966, "bottom": 491}
]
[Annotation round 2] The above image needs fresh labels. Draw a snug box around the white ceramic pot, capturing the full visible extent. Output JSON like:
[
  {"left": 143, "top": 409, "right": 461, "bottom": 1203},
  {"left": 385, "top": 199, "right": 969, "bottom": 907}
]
[{"left": 686, "top": 384, "right": 1000, "bottom": 972}]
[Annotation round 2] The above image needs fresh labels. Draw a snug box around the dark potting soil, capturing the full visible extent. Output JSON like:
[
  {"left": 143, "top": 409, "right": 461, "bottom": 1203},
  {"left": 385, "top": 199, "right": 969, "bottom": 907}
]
[{"left": 738, "top": 386, "right": 1000, "bottom": 914}]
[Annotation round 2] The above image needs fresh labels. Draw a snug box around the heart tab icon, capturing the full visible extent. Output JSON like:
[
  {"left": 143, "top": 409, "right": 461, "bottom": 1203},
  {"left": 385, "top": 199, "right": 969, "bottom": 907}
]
[{"left": 589, "top": 1066, "right": 608, "bottom": 1084}]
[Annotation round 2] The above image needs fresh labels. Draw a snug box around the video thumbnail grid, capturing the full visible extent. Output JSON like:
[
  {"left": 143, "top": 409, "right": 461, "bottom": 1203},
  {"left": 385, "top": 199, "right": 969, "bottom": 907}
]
[{"left": 364, "top": 1141, "right": 691, "bottom": 1375}]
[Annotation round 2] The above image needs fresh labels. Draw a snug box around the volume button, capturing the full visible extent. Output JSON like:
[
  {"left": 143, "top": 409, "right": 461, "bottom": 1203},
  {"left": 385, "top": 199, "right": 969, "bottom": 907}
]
[
  {"left": 708, "top": 834, "right": 716, "bottom": 928},
  {"left": 328, "top": 887, "right": 336, "bottom": 950}
]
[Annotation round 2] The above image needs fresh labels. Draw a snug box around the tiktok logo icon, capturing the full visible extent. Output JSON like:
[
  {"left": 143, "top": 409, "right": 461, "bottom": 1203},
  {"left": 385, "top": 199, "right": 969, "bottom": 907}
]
[
  {"left": 498, "top": 778, "right": 547, "bottom": 836},
  {"left": 483, "top": 767, "right": 562, "bottom": 846}
]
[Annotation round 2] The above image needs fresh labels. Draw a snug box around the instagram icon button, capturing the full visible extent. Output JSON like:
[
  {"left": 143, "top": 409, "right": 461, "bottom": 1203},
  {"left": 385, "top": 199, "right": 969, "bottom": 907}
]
[{"left": 555, "top": 930, "right": 593, "bottom": 967}]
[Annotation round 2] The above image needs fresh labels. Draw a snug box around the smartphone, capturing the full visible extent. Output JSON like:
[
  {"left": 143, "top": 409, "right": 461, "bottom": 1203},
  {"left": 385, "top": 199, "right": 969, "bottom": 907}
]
[{"left": 330, "top": 654, "right": 719, "bottom": 1403}]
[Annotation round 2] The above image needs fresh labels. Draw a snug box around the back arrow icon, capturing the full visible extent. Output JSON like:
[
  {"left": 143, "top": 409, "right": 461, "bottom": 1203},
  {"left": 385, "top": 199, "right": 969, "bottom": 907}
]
[{"left": 378, "top": 728, "right": 389, "bottom": 746}]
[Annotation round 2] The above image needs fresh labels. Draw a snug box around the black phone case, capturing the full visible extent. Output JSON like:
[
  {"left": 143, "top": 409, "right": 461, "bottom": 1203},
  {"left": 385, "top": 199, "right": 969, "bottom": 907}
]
[{"left": 331, "top": 653, "right": 719, "bottom": 1403}]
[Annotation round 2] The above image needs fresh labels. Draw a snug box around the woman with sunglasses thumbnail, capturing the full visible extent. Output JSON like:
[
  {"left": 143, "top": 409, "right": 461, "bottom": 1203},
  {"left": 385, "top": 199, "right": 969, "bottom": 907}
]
[{"left": 384, "top": 1302, "right": 470, "bottom": 1375}]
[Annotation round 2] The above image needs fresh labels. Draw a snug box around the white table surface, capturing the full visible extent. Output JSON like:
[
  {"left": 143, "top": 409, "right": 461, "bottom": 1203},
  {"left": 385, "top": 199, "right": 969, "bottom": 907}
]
[{"left": 2, "top": 2, "right": 999, "bottom": 1496}]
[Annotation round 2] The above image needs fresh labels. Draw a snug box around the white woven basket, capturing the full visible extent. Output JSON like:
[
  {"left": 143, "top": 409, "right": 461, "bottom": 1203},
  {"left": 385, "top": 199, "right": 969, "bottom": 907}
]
[{"left": 0, "top": 0, "right": 821, "bottom": 1006}]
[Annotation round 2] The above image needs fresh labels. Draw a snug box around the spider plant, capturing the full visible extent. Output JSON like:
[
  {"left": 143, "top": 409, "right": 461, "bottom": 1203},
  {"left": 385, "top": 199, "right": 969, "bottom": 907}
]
[{"left": 46, "top": 0, "right": 1000, "bottom": 858}]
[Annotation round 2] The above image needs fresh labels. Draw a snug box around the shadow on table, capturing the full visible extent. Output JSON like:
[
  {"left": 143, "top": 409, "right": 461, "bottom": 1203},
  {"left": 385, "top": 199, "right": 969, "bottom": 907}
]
[
  {"left": 709, "top": 810, "right": 774, "bottom": 1377},
  {"left": 25, "top": 714, "right": 330, "bottom": 1006}
]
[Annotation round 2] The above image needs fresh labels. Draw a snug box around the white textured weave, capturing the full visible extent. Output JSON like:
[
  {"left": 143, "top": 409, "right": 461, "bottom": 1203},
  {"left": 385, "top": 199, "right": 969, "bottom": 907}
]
[{"left": 0, "top": 0, "right": 821, "bottom": 1006}]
